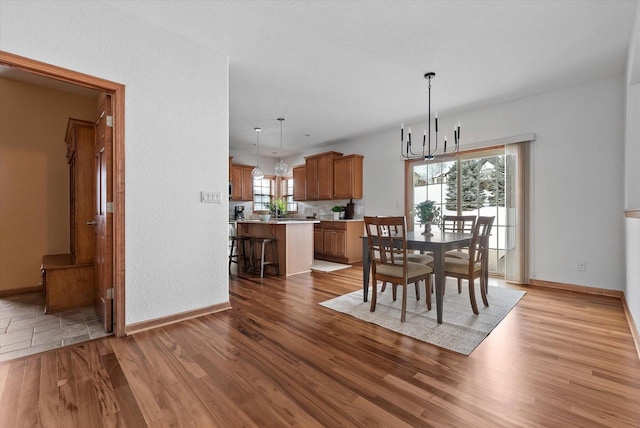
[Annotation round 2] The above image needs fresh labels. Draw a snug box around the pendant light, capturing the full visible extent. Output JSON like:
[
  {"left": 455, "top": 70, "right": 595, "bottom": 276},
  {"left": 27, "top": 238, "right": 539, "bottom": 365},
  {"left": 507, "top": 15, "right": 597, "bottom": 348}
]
[
  {"left": 251, "top": 127, "right": 264, "bottom": 179},
  {"left": 274, "top": 117, "right": 289, "bottom": 176}
]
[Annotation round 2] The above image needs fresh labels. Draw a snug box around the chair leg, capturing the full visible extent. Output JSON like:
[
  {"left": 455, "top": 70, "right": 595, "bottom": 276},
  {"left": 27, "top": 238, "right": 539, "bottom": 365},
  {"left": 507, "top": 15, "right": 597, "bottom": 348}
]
[
  {"left": 424, "top": 277, "right": 432, "bottom": 311},
  {"left": 260, "top": 240, "right": 267, "bottom": 278},
  {"left": 469, "top": 279, "right": 479, "bottom": 314},
  {"left": 370, "top": 279, "right": 378, "bottom": 312},
  {"left": 381, "top": 282, "right": 387, "bottom": 292},
  {"left": 228, "top": 238, "right": 236, "bottom": 275},
  {"left": 401, "top": 284, "right": 408, "bottom": 322},
  {"left": 414, "top": 282, "right": 420, "bottom": 301},
  {"left": 480, "top": 273, "right": 489, "bottom": 307},
  {"left": 457, "top": 278, "right": 462, "bottom": 294},
  {"left": 392, "top": 283, "right": 397, "bottom": 301}
]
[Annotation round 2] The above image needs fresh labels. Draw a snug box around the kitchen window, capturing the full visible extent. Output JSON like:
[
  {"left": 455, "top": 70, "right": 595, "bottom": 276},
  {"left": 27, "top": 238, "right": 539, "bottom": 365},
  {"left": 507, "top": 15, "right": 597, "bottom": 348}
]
[
  {"left": 253, "top": 176, "right": 298, "bottom": 213},
  {"left": 253, "top": 176, "right": 274, "bottom": 212}
]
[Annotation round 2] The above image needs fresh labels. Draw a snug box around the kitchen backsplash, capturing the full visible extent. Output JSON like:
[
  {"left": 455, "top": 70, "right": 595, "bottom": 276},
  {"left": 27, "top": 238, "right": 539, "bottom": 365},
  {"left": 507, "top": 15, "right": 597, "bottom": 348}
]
[{"left": 229, "top": 199, "right": 366, "bottom": 220}]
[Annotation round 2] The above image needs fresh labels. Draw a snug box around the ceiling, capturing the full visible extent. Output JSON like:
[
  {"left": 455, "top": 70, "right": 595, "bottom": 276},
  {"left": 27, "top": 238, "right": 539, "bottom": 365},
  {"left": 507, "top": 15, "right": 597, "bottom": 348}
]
[{"left": 4, "top": 1, "right": 638, "bottom": 159}]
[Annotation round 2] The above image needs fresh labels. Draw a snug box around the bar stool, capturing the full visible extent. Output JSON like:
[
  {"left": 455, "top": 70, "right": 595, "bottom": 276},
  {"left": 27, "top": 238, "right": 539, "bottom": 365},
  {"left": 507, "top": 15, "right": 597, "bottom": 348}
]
[
  {"left": 229, "top": 236, "right": 251, "bottom": 275},
  {"left": 249, "top": 237, "right": 279, "bottom": 278}
]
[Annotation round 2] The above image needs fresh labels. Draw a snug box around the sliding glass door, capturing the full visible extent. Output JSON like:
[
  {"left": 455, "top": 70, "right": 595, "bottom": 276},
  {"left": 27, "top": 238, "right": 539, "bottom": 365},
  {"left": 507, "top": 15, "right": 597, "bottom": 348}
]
[{"left": 409, "top": 148, "right": 508, "bottom": 276}]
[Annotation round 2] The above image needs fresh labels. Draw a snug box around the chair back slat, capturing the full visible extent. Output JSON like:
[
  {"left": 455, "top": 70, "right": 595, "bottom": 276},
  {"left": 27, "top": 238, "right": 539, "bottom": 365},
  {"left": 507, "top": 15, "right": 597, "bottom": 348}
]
[
  {"left": 469, "top": 216, "right": 495, "bottom": 264},
  {"left": 442, "top": 215, "right": 476, "bottom": 234}
]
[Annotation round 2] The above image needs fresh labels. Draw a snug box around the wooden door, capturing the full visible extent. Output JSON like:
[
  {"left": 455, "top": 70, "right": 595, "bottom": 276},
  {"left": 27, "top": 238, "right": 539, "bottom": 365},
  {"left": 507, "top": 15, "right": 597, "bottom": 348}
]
[{"left": 94, "top": 96, "right": 113, "bottom": 333}]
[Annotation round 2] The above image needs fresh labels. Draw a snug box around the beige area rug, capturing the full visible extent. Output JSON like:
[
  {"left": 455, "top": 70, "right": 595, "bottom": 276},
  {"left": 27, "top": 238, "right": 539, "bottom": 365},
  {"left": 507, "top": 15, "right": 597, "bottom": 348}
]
[
  {"left": 311, "top": 260, "right": 352, "bottom": 273},
  {"left": 320, "top": 282, "right": 525, "bottom": 355}
]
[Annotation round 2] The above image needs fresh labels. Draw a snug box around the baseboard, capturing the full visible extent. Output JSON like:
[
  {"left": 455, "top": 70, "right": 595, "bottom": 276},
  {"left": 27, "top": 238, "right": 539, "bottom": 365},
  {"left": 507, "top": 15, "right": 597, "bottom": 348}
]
[
  {"left": 621, "top": 295, "right": 640, "bottom": 361},
  {"left": 528, "top": 279, "right": 624, "bottom": 298},
  {"left": 125, "top": 301, "right": 232, "bottom": 336},
  {"left": 0, "top": 285, "right": 43, "bottom": 297}
]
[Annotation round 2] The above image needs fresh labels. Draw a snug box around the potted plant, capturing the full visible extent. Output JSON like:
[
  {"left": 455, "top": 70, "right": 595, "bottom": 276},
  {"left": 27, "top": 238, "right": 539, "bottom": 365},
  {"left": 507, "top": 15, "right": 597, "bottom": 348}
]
[
  {"left": 331, "top": 205, "right": 345, "bottom": 220},
  {"left": 412, "top": 200, "right": 441, "bottom": 235},
  {"left": 267, "top": 198, "right": 288, "bottom": 217}
]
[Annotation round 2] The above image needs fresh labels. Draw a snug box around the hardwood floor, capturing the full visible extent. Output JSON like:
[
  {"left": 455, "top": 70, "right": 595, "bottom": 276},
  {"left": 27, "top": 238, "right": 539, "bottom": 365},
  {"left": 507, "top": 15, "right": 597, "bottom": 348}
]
[{"left": 1, "top": 266, "right": 639, "bottom": 427}]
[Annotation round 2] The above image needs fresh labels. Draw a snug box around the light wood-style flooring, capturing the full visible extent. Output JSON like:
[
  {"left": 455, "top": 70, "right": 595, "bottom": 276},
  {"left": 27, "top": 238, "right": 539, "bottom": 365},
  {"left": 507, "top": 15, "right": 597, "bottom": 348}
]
[{"left": 1, "top": 266, "right": 639, "bottom": 427}]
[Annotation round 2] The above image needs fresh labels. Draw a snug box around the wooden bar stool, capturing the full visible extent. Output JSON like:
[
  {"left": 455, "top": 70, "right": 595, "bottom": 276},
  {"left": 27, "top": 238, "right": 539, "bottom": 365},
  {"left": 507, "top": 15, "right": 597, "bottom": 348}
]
[
  {"left": 249, "top": 237, "right": 279, "bottom": 278},
  {"left": 229, "top": 236, "right": 251, "bottom": 275}
]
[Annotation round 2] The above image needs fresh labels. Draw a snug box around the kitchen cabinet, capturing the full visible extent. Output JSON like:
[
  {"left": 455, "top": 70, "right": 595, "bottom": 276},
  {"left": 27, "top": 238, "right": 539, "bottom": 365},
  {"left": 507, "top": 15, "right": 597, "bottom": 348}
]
[
  {"left": 305, "top": 151, "right": 342, "bottom": 200},
  {"left": 333, "top": 154, "right": 363, "bottom": 199},
  {"left": 292, "top": 165, "right": 306, "bottom": 201},
  {"left": 313, "top": 220, "right": 364, "bottom": 264},
  {"left": 231, "top": 163, "right": 254, "bottom": 201}
]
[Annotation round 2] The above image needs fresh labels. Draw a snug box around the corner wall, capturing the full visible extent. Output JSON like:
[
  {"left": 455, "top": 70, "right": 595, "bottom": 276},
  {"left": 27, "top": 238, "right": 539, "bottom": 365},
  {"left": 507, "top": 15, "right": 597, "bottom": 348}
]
[{"left": 0, "top": 2, "right": 230, "bottom": 325}]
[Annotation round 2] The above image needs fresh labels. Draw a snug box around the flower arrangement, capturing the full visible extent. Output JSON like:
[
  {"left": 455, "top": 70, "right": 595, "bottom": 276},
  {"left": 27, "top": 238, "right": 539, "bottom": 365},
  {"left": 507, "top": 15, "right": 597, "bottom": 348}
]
[
  {"left": 331, "top": 205, "right": 345, "bottom": 213},
  {"left": 267, "top": 198, "right": 288, "bottom": 217},
  {"left": 412, "top": 200, "right": 441, "bottom": 225}
]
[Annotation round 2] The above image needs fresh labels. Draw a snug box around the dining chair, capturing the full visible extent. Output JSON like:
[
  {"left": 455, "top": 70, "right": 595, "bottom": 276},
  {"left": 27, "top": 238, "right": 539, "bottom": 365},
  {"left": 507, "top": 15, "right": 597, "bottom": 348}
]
[
  {"left": 378, "top": 221, "right": 433, "bottom": 299},
  {"left": 443, "top": 216, "right": 494, "bottom": 314},
  {"left": 441, "top": 214, "right": 476, "bottom": 293},
  {"left": 364, "top": 216, "right": 433, "bottom": 322}
]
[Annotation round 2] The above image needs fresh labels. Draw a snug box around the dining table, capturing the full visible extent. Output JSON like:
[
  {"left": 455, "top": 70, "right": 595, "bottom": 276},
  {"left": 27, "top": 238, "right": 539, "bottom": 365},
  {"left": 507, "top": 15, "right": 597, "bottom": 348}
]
[{"left": 361, "top": 230, "right": 473, "bottom": 324}]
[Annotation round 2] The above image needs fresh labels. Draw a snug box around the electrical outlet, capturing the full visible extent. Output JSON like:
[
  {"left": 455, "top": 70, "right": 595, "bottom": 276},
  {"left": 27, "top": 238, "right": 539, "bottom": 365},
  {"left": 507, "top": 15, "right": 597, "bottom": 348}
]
[{"left": 577, "top": 261, "right": 586, "bottom": 272}]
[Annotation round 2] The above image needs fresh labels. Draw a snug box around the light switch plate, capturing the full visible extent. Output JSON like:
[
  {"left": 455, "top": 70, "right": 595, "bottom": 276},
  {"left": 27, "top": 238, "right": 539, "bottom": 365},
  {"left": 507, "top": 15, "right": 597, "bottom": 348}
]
[{"left": 200, "top": 191, "right": 221, "bottom": 203}]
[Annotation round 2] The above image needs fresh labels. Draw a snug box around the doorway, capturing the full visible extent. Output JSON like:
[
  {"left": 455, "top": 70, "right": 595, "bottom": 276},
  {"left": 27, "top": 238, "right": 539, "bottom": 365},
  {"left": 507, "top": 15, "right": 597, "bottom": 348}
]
[{"left": 0, "top": 51, "right": 126, "bottom": 337}]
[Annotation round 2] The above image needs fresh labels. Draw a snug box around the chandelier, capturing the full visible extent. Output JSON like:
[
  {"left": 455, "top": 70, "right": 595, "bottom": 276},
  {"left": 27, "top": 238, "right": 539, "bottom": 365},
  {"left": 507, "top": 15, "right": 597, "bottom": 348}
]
[
  {"left": 401, "top": 72, "right": 461, "bottom": 161},
  {"left": 251, "top": 127, "right": 264, "bottom": 179},
  {"left": 274, "top": 117, "right": 289, "bottom": 176}
]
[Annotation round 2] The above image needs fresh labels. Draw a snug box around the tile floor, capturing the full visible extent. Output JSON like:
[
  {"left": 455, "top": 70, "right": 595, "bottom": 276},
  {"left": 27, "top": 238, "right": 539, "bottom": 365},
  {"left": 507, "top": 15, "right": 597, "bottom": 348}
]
[{"left": 0, "top": 292, "right": 110, "bottom": 362}]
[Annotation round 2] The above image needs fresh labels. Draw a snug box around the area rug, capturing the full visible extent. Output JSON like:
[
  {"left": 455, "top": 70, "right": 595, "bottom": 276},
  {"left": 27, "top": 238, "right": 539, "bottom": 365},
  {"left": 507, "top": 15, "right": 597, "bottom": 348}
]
[
  {"left": 319, "top": 283, "right": 525, "bottom": 355},
  {"left": 311, "top": 260, "right": 352, "bottom": 273}
]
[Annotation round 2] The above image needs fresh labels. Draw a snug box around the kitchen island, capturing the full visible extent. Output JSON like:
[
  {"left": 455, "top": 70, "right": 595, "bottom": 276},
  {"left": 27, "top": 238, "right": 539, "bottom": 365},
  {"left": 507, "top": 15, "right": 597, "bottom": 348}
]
[{"left": 236, "top": 219, "right": 320, "bottom": 276}]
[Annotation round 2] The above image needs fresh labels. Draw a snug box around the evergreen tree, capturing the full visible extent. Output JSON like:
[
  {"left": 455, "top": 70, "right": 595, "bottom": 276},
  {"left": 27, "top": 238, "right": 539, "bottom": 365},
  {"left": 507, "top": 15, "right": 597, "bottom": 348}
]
[
  {"left": 485, "top": 156, "right": 505, "bottom": 206},
  {"left": 445, "top": 163, "right": 458, "bottom": 211},
  {"left": 445, "top": 160, "right": 484, "bottom": 211}
]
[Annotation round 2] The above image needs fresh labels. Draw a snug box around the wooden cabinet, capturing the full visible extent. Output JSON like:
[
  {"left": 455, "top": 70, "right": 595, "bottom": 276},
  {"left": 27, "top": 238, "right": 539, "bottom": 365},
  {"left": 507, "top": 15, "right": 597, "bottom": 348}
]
[
  {"left": 231, "top": 163, "right": 254, "bottom": 201},
  {"left": 41, "top": 254, "right": 93, "bottom": 313},
  {"left": 305, "top": 151, "right": 342, "bottom": 200},
  {"left": 41, "top": 118, "right": 96, "bottom": 314},
  {"left": 66, "top": 119, "right": 95, "bottom": 264},
  {"left": 292, "top": 165, "right": 306, "bottom": 201},
  {"left": 314, "top": 220, "right": 364, "bottom": 264},
  {"left": 333, "top": 154, "right": 363, "bottom": 199}
]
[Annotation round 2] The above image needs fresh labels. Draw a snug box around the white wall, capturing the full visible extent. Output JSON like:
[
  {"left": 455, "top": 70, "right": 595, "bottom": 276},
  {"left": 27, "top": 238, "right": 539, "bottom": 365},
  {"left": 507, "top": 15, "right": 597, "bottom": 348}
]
[
  {"left": 315, "top": 75, "right": 626, "bottom": 292},
  {"left": 0, "top": 2, "right": 230, "bottom": 324},
  {"left": 624, "top": 6, "right": 640, "bottom": 336}
]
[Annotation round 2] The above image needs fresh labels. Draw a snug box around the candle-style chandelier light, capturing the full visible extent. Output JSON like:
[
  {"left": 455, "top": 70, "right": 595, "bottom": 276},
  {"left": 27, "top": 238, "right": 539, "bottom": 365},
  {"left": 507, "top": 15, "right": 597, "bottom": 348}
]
[{"left": 401, "top": 72, "right": 461, "bottom": 161}]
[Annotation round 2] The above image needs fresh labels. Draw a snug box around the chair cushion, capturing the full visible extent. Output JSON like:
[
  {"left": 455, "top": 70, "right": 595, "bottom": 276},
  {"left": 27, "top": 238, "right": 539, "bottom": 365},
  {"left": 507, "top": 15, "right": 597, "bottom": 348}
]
[
  {"left": 377, "top": 261, "right": 433, "bottom": 278},
  {"left": 406, "top": 253, "right": 434, "bottom": 265},
  {"left": 444, "top": 257, "right": 482, "bottom": 274},
  {"left": 445, "top": 249, "right": 470, "bottom": 260}
]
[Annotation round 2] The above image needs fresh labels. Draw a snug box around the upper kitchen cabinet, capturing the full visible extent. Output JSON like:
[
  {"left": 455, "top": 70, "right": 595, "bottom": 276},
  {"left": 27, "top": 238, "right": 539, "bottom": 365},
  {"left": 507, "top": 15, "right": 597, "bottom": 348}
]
[
  {"left": 333, "top": 154, "right": 363, "bottom": 199},
  {"left": 305, "top": 151, "right": 343, "bottom": 200},
  {"left": 292, "top": 165, "right": 306, "bottom": 201},
  {"left": 231, "top": 163, "right": 254, "bottom": 201}
]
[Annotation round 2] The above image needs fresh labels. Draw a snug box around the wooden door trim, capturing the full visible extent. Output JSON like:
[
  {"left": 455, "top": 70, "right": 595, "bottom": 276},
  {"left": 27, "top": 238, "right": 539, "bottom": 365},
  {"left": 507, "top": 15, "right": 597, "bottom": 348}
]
[{"left": 0, "top": 50, "right": 126, "bottom": 337}]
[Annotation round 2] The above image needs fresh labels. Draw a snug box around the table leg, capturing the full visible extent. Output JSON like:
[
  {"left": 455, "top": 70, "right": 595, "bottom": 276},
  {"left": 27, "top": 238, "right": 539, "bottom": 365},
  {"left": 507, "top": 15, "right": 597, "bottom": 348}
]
[
  {"left": 434, "top": 249, "right": 445, "bottom": 324},
  {"left": 362, "top": 237, "right": 370, "bottom": 302}
]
